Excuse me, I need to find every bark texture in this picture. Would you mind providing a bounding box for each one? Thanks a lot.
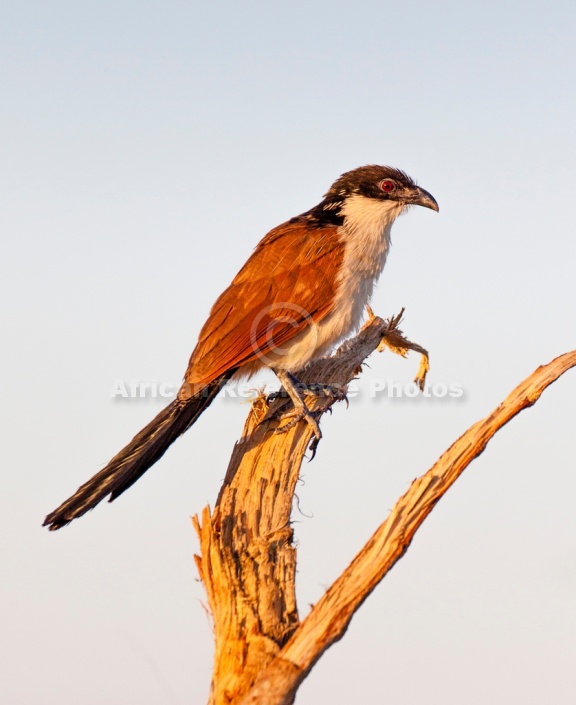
[194,312,576,705]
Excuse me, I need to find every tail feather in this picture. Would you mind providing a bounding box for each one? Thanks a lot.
[43,375,230,531]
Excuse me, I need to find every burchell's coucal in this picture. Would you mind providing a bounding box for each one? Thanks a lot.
[44,165,438,530]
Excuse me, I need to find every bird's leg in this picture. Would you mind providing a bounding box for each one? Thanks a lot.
[266,378,346,405]
[271,370,347,457]
[272,370,322,454]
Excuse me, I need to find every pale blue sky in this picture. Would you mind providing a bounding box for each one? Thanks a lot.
[2,1,575,703]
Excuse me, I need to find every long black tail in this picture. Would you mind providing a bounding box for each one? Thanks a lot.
[44,375,230,531]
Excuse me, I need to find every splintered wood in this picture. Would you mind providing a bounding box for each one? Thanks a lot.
[193,310,575,705]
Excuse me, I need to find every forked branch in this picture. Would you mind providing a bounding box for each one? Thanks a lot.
[194,311,576,705]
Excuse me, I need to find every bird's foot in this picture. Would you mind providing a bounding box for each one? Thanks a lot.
[276,403,323,458]
[267,382,347,406]
[269,371,347,459]
[303,383,348,408]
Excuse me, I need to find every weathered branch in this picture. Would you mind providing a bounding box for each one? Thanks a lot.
[194,313,415,704]
[194,312,576,705]
[240,350,576,705]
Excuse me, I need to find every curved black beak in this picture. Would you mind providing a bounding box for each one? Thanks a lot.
[411,185,439,212]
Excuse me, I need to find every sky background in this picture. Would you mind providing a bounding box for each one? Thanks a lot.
[2,1,575,703]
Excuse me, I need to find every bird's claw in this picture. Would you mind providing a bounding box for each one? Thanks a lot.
[268,373,348,460]
[303,383,348,408]
[308,434,320,460]
[275,406,322,460]
[267,382,347,409]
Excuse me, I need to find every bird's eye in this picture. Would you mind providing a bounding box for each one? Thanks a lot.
[379,179,396,193]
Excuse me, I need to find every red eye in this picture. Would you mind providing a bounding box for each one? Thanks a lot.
[380,179,396,193]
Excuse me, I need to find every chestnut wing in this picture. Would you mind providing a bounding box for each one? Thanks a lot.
[185,221,344,387]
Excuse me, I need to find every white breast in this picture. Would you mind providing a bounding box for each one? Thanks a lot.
[331,194,404,333]
[272,195,406,372]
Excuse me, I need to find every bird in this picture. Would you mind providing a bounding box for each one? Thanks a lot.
[44,165,438,530]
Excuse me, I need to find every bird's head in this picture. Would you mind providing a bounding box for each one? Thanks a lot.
[324,165,439,215]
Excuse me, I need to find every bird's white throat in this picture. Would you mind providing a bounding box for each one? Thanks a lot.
[339,194,405,274]
[335,192,405,304]
[296,194,406,367]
